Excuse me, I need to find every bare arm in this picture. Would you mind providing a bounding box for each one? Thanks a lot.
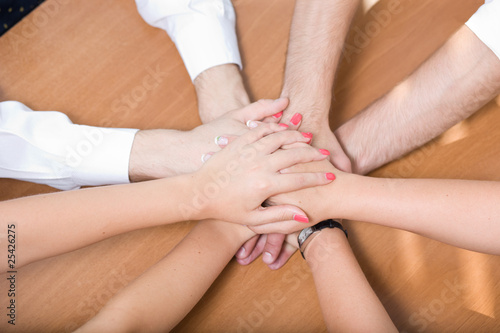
[75,220,254,333]
[336,25,500,174]
[280,0,360,172]
[0,124,332,271]
[281,0,359,123]
[260,164,500,255]
[301,228,397,332]
[334,175,500,255]
[241,0,360,269]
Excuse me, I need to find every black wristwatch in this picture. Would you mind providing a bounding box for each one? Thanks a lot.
[297,219,348,259]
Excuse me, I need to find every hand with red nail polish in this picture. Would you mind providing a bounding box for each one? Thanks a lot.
[191,123,335,227]
[129,98,290,182]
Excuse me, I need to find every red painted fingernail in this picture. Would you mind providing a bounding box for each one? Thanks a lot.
[272,111,283,119]
[279,123,289,128]
[290,113,302,126]
[293,214,309,223]
[319,149,330,156]
[326,173,336,180]
[302,132,313,139]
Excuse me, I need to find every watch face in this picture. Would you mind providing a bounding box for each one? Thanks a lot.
[298,227,314,245]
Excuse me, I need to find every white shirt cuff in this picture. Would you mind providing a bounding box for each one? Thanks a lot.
[0,101,138,190]
[466,0,500,61]
[135,0,242,81]
[70,126,138,188]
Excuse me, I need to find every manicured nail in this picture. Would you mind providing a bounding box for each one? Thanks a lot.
[290,113,302,126]
[326,173,336,181]
[215,136,228,146]
[293,214,309,223]
[201,153,213,163]
[319,149,330,156]
[272,111,283,119]
[302,132,313,141]
[263,252,273,264]
[246,120,259,129]
[279,123,289,128]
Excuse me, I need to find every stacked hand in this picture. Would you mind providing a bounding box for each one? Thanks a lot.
[129,98,292,181]
[236,103,352,269]
[191,122,336,226]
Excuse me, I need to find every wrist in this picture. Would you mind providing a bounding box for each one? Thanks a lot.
[194,64,250,123]
[196,220,256,249]
[306,170,361,223]
[129,130,202,182]
[279,94,331,127]
[304,227,349,265]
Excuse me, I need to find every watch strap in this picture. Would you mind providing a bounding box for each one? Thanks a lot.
[298,219,348,259]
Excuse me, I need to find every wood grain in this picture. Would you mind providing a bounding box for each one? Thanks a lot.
[1,0,499,332]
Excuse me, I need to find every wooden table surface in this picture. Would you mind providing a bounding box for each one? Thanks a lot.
[1,0,499,332]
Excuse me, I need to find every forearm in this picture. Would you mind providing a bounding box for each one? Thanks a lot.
[194,64,250,123]
[336,25,500,174]
[281,0,360,122]
[305,228,396,332]
[77,220,252,332]
[333,175,500,254]
[0,176,196,269]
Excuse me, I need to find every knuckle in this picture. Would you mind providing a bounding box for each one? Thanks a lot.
[253,179,272,192]
[256,99,271,107]
[294,174,307,187]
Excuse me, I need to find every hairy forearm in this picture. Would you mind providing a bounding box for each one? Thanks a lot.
[0,176,196,269]
[77,220,251,332]
[336,25,500,174]
[281,0,360,121]
[305,228,397,332]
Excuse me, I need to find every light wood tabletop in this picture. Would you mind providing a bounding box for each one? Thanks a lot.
[1,0,499,332]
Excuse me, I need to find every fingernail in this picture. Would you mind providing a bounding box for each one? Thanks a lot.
[215,136,228,146]
[263,252,273,264]
[290,113,302,126]
[301,132,313,141]
[246,120,259,129]
[293,214,309,223]
[326,172,336,181]
[236,246,246,258]
[272,111,283,119]
[201,153,213,163]
[319,149,330,156]
[279,123,289,128]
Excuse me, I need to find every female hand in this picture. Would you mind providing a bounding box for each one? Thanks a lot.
[129,98,288,181]
[189,123,336,226]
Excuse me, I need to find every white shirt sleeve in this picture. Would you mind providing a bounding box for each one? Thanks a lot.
[0,101,138,190]
[135,0,242,81]
[466,0,500,60]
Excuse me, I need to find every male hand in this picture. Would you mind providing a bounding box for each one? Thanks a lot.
[128,98,287,182]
